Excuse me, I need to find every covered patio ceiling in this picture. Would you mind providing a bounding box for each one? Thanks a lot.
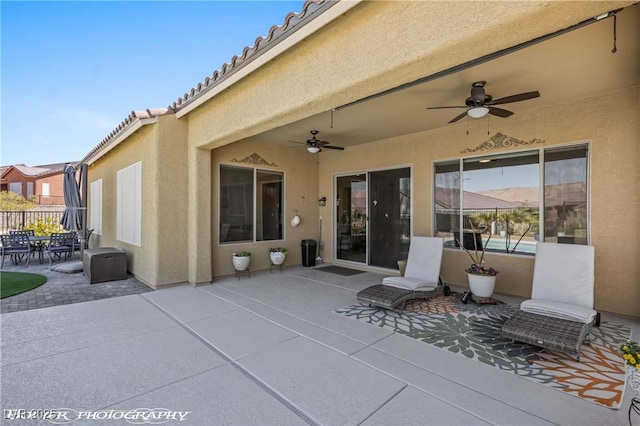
[245,5,638,150]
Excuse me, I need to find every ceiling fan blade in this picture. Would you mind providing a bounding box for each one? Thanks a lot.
[489,91,540,105]
[426,105,467,110]
[488,107,514,118]
[448,111,469,123]
[322,145,344,151]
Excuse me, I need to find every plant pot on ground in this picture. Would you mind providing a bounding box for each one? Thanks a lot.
[457,219,499,299]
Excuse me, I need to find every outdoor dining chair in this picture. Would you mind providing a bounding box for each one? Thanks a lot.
[1,233,33,269]
[45,232,76,266]
[9,230,38,258]
[73,228,94,252]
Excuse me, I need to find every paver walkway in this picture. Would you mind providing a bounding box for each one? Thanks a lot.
[1,257,152,313]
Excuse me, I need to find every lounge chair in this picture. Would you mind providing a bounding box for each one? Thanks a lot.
[357,236,448,312]
[502,242,599,360]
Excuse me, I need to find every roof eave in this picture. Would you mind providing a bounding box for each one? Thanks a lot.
[174,0,363,118]
[83,117,159,166]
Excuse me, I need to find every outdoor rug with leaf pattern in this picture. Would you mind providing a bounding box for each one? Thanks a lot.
[335,294,630,409]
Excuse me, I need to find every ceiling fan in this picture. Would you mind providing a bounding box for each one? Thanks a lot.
[427,81,540,123]
[293,130,344,153]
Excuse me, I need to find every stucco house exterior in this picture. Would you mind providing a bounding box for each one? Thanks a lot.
[80,1,639,318]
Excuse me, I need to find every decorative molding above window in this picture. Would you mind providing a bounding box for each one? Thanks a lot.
[460,132,545,154]
[230,153,277,167]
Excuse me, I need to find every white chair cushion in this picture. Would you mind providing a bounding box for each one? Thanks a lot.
[382,276,438,291]
[531,243,594,309]
[521,299,597,324]
[403,236,444,284]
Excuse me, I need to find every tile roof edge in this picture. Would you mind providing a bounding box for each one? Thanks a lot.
[168,0,334,112]
[80,108,172,165]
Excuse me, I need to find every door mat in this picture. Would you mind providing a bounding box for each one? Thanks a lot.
[315,265,364,276]
[335,294,630,409]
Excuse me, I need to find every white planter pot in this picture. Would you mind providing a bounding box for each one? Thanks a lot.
[467,273,497,298]
[232,256,250,271]
[627,365,640,397]
[270,252,286,265]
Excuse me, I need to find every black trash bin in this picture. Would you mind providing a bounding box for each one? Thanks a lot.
[301,239,317,267]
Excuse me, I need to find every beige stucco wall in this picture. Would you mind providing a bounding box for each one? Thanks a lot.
[211,139,319,277]
[87,115,188,289]
[83,1,637,318]
[319,86,639,317]
[179,1,637,316]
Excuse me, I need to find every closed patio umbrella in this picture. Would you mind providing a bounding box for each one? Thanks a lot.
[56,164,87,273]
[60,164,82,232]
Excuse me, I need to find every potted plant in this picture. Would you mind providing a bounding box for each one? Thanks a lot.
[458,219,498,298]
[269,247,287,266]
[232,251,251,272]
[618,340,640,397]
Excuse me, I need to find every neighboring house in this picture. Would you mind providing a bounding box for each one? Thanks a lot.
[80,1,639,318]
[0,162,73,205]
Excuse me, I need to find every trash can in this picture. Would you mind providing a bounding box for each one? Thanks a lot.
[301,239,317,267]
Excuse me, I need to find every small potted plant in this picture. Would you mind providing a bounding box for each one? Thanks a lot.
[619,340,640,396]
[232,251,251,272]
[458,219,498,298]
[269,247,287,266]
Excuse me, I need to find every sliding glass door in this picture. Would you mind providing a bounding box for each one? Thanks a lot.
[335,167,411,268]
[336,174,366,263]
[368,168,411,268]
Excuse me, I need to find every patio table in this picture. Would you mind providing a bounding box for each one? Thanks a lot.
[29,236,50,264]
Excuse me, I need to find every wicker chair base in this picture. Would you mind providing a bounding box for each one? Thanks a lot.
[356,284,442,312]
[502,310,588,361]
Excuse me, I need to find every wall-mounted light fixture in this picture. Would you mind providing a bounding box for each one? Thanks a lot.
[318,197,327,206]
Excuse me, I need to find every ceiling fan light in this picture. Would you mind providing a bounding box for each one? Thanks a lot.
[307,146,320,154]
[467,106,489,119]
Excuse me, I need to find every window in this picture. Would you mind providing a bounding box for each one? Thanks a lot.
[90,179,103,235]
[42,183,50,197]
[219,165,283,243]
[9,182,21,195]
[434,144,588,255]
[117,162,141,245]
[544,146,588,244]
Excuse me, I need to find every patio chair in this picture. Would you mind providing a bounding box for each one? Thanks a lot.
[45,232,76,266]
[73,228,94,251]
[356,236,448,312]
[502,242,599,360]
[9,230,37,258]
[1,233,33,269]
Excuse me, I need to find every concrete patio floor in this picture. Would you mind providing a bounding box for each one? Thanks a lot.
[1,265,638,425]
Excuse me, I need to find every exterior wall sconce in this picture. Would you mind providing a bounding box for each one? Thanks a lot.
[319,197,327,206]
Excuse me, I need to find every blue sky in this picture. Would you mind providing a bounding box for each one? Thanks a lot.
[1,1,304,166]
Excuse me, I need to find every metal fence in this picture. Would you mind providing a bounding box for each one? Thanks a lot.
[0,209,65,234]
